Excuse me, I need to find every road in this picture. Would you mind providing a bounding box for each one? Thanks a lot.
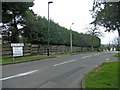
[1,51,118,88]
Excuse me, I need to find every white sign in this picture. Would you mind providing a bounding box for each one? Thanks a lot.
[11,43,24,57]
[11,43,24,47]
[13,47,23,57]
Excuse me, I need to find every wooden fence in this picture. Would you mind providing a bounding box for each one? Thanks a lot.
[2,44,98,58]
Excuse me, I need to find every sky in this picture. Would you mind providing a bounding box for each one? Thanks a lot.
[31,0,118,45]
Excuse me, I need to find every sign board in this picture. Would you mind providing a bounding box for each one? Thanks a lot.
[11,43,24,57]
[12,47,23,57]
[11,43,24,47]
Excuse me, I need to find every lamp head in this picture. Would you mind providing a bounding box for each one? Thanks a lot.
[48,1,53,4]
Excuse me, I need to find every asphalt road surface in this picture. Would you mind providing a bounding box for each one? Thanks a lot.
[1,51,118,88]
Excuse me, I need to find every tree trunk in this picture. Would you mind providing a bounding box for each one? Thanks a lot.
[14,16,18,30]
[12,14,19,43]
[91,45,94,52]
[91,36,94,52]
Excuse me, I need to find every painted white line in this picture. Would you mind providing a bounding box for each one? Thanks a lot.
[0,70,38,81]
[81,55,92,59]
[94,53,100,56]
[106,58,110,61]
[53,59,77,67]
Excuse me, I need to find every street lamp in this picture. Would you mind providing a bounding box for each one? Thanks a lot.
[70,23,74,53]
[47,1,53,56]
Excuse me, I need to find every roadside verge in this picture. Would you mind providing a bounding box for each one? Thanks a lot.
[84,56,119,88]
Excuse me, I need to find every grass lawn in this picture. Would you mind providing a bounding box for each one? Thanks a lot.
[85,62,119,88]
[1,55,52,64]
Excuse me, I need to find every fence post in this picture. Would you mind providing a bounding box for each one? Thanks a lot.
[38,44,40,55]
[30,43,32,55]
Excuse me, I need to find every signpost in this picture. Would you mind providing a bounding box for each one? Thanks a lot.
[11,43,24,62]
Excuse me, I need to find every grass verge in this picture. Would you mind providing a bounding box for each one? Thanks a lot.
[85,62,119,88]
[114,53,120,57]
[1,55,52,64]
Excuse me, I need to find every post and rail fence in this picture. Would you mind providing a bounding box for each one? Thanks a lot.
[2,43,98,59]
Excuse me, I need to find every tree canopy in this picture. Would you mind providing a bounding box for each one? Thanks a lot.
[90,1,120,36]
[2,2,34,42]
[2,2,101,48]
[22,14,101,47]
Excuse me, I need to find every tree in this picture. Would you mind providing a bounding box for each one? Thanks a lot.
[90,1,120,37]
[86,25,103,37]
[23,14,100,47]
[23,10,38,44]
[2,2,101,47]
[86,24,102,51]
[111,37,120,51]
[2,2,34,43]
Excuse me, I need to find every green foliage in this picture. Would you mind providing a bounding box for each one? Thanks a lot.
[23,13,100,47]
[2,3,101,47]
[23,10,39,43]
[91,1,120,36]
[2,2,34,43]
[107,47,110,51]
[97,48,101,52]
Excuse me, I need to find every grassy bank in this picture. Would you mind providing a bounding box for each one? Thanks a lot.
[85,62,119,88]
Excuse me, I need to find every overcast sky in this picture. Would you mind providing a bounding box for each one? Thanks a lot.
[31,0,118,45]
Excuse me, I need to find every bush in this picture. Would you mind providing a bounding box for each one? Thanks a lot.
[97,48,101,52]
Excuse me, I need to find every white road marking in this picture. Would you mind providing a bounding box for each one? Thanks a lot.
[53,59,77,67]
[0,70,38,81]
[81,55,92,59]
[106,58,110,61]
[54,53,101,66]
[94,53,100,56]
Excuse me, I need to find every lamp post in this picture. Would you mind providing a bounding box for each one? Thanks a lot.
[47,1,53,56]
[70,23,74,53]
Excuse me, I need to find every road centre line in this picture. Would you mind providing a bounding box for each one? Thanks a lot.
[2,54,101,81]
[94,53,100,56]
[53,59,77,67]
[0,70,38,81]
[53,54,99,67]
[106,58,110,62]
[106,58,110,61]
[81,55,92,59]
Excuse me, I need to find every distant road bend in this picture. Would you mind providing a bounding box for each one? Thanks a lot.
[2,51,118,88]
